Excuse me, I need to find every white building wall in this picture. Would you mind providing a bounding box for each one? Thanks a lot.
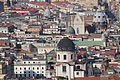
[14,60,47,78]
[56,64,74,80]
[70,66,74,79]
[37,47,54,54]
[75,64,86,70]
[56,51,75,62]
[0,27,8,33]
[46,70,56,78]
[74,71,84,77]
[93,63,102,69]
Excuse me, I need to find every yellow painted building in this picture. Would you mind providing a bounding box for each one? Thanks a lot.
[27,28,41,32]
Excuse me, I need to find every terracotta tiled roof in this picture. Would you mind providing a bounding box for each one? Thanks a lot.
[84,16,93,20]
[14,9,37,12]
[51,1,71,8]
[14,49,32,54]
[0,42,6,46]
[75,76,120,80]
[27,37,39,39]
[0,33,9,37]
[0,58,9,61]
[23,79,39,80]
[75,77,101,80]
[109,62,120,66]
[78,50,116,56]
[0,41,9,47]
[27,1,51,7]
[0,24,14,27]
[29,56,44,59]
[94,50,116,56]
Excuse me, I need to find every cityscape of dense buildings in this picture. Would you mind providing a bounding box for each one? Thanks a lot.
[0,0,120,80]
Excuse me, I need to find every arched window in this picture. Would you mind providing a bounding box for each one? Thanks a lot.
[71,54,73,59]
[77,28,79,34]
[58,54,60,60]
[63,55,66,60]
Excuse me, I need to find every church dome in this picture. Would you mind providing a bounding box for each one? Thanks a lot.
[57,37,75,51]
[65,26,75,35]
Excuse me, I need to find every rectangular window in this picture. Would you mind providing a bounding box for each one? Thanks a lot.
[62,66,66,72]
[50,66,54,69]
[24,74,26,77]
[64,55,66,60]
[77,66,80,69]
[50,72,52,75]
[76,72,79,75]
[16,74,18,77]
[29,74,31,77]
[20,74,22,77]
